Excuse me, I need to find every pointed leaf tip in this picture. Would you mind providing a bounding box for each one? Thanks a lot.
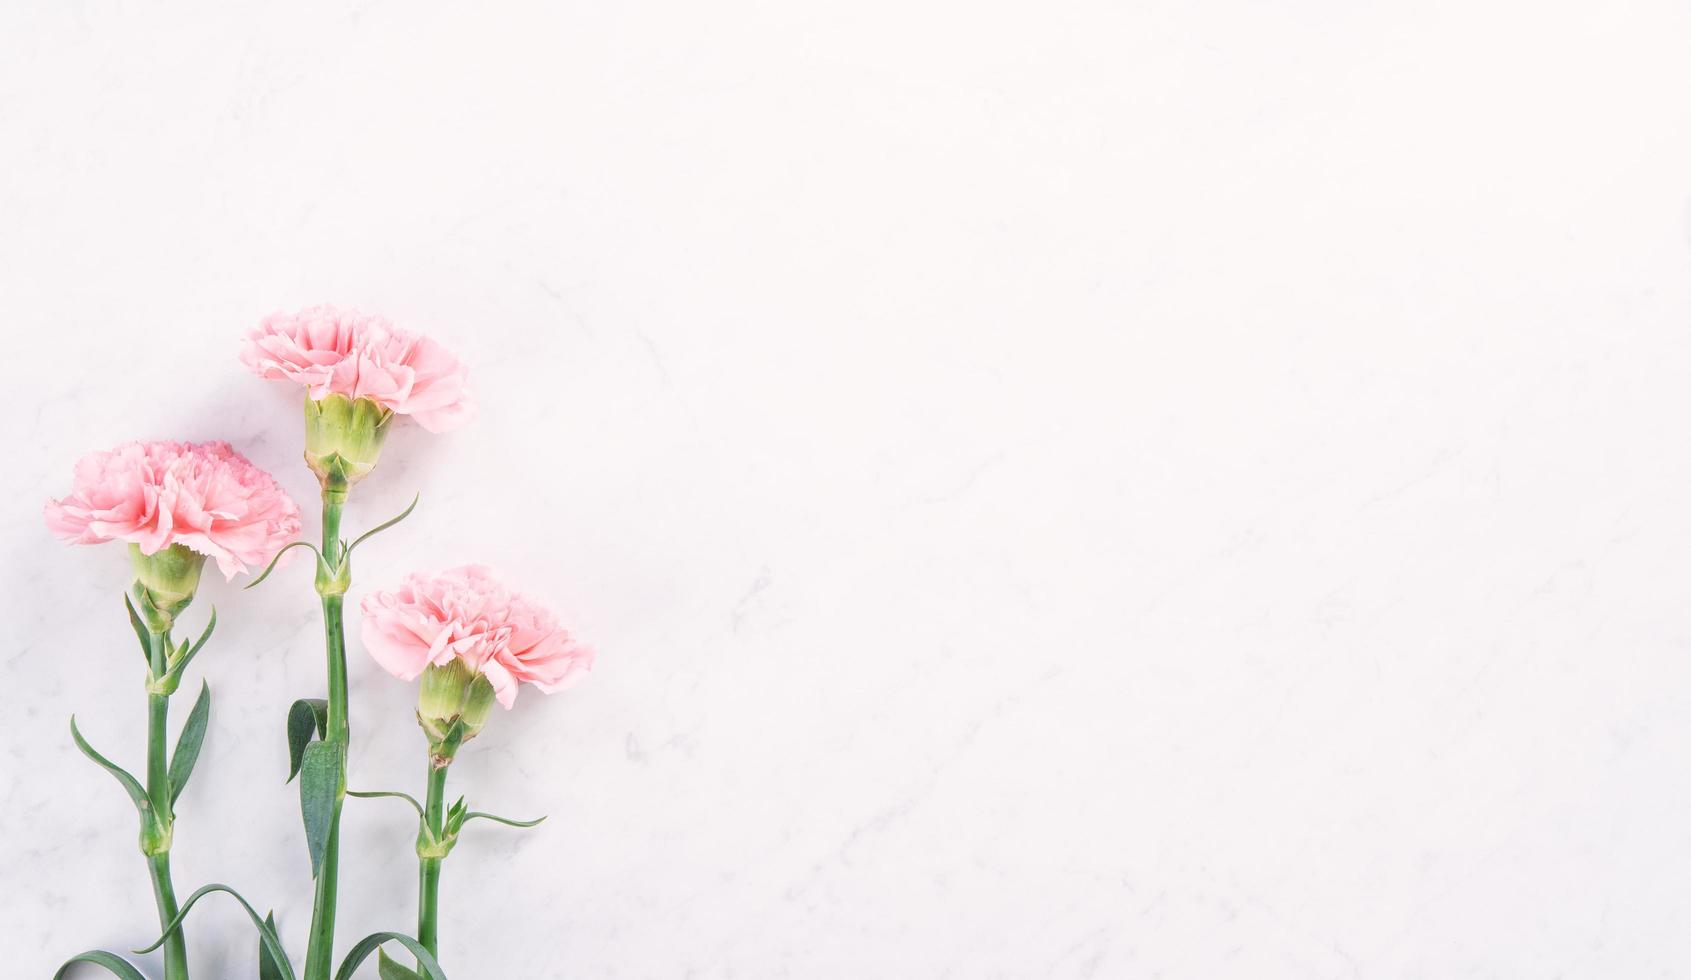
[168,681,211,805]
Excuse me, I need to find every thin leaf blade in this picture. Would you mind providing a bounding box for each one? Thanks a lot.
[244,539,324,590]
[346,493,421,555]
[347,788,426,819]
[464,811,547,829]
[299,740,341,877]
[122,594,151,664]
[167,606,217,680]
[169,681,212,805]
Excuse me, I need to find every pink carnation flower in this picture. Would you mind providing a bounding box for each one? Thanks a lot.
[45,441,303,579]
[240,304,474,432]
[361,565,593,708]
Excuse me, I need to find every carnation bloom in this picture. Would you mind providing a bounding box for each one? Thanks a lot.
[44,441,303,580]
[361,565,593,708]
[240,304,474,433]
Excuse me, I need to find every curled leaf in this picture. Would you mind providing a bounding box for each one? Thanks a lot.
[70,716,149,814]
[133,882,296,980]
[286,698,328,782]
[346,493,420,556]
[245,540,326,590]
[347,788,426,819]
[54,950,148,979]
[334,932,447,980]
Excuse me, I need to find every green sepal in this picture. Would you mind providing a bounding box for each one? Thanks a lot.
[169,681,212,805]
[424,717,469,767]
[333,933,447,980]
[346,492,420,556]
[377,948,425,980]
[299,740,342,877]
[260,911,288,980]
[286,698,329,782]
[69,716,149,815]
[134,882,296,980]
[129,577,178,633]
[53,949,149,980]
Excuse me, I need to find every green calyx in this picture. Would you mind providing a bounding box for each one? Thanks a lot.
[303,393,393,489]
[129,543,206,629]
[417,660,497,765]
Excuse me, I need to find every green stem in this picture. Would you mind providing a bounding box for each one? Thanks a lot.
[304,487,349,980]
[145,628,189,980]
[418,764,448,965]
[146,852,188,980]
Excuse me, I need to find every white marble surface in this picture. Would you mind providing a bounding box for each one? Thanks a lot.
[5,2,1691,977]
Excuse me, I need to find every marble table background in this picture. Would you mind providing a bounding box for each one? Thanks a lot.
[5,2,1691,977]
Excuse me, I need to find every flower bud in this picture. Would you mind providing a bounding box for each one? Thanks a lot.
[129,542,205,628]
[303,393,393,490]
[417,658,497,765]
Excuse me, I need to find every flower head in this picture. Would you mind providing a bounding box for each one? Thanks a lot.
[241,305,474,433]
[44,441,303,581]
[361,564,593,711]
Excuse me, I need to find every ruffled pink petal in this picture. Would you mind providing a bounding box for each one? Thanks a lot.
[243,305,471,431]
[359,565,591,707]
[44,441,301,578]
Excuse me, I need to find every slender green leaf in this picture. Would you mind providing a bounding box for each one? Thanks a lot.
[261,911,287,980]
[300,740,341,877]
[167,607,217,680]
[334,933,448,980]
[244,540,325,590]
[346,493,420,556]
[122,594,151,664]
[169,681,212,805]
[347,788,426,819]
[286,698,328,782]
[69,717,149,814]
[53,950,148,980]
[377,948,425,980]
[464,810,547,829]
[134,883,296,980]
